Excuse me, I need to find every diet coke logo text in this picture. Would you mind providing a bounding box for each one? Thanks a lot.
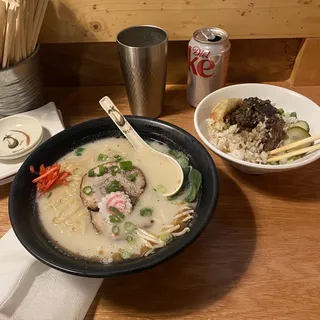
[188,45,215,78]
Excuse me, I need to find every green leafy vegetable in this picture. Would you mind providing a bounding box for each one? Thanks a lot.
[185,167,202,202]
[140,208,153,217]
[127,173,137,182]
[124,221,135,232]
[290,112,297,117]
[169,150,189,168]
[114,155,122,162]
[106,180,123,193]
[97,153,108,161]
[119,161,133,171]
[155,184,167,194]
[112,225,120,235]
[88,169,95,177]
[109,206,125,219]
[110,166,120,176]
[278,108,284,115]
[82,186,93,196]
[97,165,105,176]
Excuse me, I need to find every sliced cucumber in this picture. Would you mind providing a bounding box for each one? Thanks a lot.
[283,127,311,150]
[292,120,310,132]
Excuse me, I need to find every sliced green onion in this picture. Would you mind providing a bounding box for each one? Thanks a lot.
[140,208,153,217]
[112,225,120,235]
[159,232,173,243]
[109,206,125,219]
[97,165,105,176]
[82,186,93,195]
[119,161,133,171]
[114,155,122,162]
[155,184,167,194]
[97,153,108,161]
[75,147,84,156]
[120,250,131,259]
[290,112,297,117]
[110,166,120,176]
[109,215,121,223]
[88,169,95,177]
[126,235,136,244]
[47,191,52,198]
[106,180,123,193]
[127,173,137,182]
[124,221,135,232]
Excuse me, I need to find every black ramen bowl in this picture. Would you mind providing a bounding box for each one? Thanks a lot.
[9,117,219,278]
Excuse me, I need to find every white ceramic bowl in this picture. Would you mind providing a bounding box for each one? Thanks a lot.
[0,115,43,160]
[194,83,320,174]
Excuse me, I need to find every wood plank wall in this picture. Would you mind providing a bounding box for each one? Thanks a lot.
[41,0,320,42]
[38,0,320,86]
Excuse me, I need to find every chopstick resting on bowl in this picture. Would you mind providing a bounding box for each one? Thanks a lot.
[268,134,320,162]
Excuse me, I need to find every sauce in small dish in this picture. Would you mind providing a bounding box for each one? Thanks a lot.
[0,115,43,160]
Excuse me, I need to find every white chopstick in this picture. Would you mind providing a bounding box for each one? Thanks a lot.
[268,143,320,163]
[269,134,320,155]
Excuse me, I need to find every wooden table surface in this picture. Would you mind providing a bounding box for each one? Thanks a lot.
[1,84,320,320]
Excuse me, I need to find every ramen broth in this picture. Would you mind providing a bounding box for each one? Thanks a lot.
[37,138,196,263]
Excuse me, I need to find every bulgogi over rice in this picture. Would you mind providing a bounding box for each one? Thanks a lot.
[207,97,311,164]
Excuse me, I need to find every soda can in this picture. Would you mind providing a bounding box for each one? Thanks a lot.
[187,27,231,107]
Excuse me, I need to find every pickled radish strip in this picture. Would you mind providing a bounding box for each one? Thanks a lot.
[30,164,72,195]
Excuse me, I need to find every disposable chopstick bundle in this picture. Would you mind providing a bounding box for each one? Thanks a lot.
[2,1,18,68]
[0,0,49,69]
[0,1,6,64]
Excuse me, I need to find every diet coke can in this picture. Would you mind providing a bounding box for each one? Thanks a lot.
[187,27,231,107]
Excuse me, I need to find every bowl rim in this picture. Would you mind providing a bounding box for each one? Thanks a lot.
[0,114,43,159]
[194,83,320,170]
[9,116,219,277]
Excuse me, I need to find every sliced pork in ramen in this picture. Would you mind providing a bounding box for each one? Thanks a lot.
[80,161,146,211]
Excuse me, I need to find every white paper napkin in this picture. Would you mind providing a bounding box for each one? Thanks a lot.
[0,103,103,319]
[0,102,65,184]
[0,228,103,320]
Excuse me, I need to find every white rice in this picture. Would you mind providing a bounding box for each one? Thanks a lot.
[206,116,297,164]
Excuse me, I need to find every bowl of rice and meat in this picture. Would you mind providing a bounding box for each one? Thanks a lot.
[194,83,320,174]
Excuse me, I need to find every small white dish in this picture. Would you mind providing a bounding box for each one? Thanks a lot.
[0,115,43,160]
[194,83,320,174]
[0,103,64,183]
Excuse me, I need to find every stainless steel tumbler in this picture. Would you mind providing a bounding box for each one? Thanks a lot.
[0,45,43,117]
[117,25,168,118]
